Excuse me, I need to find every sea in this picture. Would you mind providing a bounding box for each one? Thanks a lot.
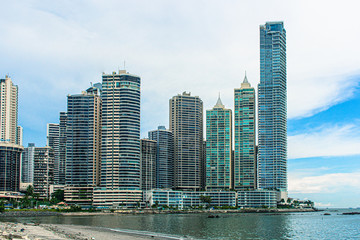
[2,208,360,239]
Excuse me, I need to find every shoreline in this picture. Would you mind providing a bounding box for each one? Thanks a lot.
[0,222,180,240]
[0,208,316,218]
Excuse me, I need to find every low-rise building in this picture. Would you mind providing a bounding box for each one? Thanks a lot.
[183,191,237,208]
[92,188,143,209]
[237,190,277,208]
[64,186,93,207]
[146,189,183,209]
[146,189,237,209]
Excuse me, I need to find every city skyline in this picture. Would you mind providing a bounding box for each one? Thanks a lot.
[1,1,359,207]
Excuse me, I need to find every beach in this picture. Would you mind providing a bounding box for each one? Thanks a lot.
[0,222,177,240]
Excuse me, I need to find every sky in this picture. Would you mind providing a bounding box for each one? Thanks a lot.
[1,0,359,208]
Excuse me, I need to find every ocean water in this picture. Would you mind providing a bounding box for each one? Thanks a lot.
[3,209,360,239]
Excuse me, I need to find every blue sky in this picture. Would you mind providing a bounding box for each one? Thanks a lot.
[1,0,360,207]
[288,85,360,207]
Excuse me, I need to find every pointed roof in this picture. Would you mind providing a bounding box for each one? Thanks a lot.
[243,71,249,83]
[214,93,225,109]
[241,71,251,89]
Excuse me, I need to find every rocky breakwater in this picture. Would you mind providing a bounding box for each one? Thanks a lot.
[0,210,61,218]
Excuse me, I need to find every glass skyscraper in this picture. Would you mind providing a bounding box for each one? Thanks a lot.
[101,70,141,189]
[148,126,174,189]
[0,142,23,192]
[205,96,232,190]
[55,112,67,185]
[258,22,287,192]
[234,75,256,190]
[21,143,36,183]
[65,85,101,187]
[140,139,157,191]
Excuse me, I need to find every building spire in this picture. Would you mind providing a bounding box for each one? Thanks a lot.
[214,93,225,108]
[243,71,249,83]
[241,71,251,89]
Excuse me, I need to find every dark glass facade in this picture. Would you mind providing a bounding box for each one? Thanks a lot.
[140,139,157,191]
[0,143,23,191]
[148,126,174,189]
[66,88,101,186]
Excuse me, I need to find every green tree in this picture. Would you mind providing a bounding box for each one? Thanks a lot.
[0,200,5,212]
[152,201,159,208]
[25,185,34,197]
[199,195,212,209]
[51,190,64,203]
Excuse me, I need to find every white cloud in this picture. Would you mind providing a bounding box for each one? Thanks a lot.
[0,1,360,144]
[289,171,360,194]
[288,123,360,159]
[314,202,333,208]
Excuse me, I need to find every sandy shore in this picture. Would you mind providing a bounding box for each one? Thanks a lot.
[0,222,181,240]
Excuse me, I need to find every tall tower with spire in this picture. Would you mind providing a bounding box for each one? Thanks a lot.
[205,95,232,190]
[234,73,256,190]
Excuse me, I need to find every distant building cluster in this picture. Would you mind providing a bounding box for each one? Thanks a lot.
[0,22,287,208]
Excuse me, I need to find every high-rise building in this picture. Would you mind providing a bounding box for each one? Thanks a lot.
[0,142,23,191]
[148,126,174,189]
[140,139,157,191]
[47,123,59,178]
[65,85,101,186]
[54,112,67,185]
[33,146,54,199]
[258,22,287,192]
[234,75,256,190]
[0,76,19,144]
[21,143,36,183]
[101,70,141,189]
[202,140,207,190]
[170,92,203,191]
[206,96,232,190]
[17,126,23,146]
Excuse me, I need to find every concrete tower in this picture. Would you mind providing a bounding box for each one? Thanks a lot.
[0,76,19,144]
[170,92,203,190]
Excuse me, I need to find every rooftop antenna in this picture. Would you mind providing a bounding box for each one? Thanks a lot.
[124,60,126,70]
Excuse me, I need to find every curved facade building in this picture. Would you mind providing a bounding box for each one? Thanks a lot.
[101,70,141,189]
[0,142,23,191]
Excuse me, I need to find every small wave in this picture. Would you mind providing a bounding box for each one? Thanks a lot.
[108,227,191,239]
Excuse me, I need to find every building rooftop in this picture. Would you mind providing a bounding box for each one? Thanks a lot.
[213,94,225,109]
